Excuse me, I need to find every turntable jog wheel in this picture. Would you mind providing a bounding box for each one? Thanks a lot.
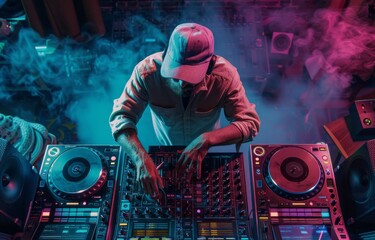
[263,146,325,200]
[250,144,349,240]
[47,147,108,200]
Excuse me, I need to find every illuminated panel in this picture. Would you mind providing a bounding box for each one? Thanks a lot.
[50,208,100,223]
[275,225,332,240]
[37,223,91,240]
[197,222,235,236]
[131,222,170,237]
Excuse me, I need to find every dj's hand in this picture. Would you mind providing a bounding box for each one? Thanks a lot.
[136,157,164,198]
[176,134,209,181]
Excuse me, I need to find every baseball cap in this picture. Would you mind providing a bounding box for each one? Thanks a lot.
[161,23,214,84]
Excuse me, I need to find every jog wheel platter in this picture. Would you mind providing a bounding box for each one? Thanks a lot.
[23,145,123,240]
[250,144,349,240]
[46,147,108,200]
[263,146,325,200]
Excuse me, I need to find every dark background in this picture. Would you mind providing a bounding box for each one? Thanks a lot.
[0,0,374,150]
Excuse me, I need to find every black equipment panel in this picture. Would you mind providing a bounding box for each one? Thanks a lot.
[23,144,123,240]
[113,146,252,240]
[250,144,349,240]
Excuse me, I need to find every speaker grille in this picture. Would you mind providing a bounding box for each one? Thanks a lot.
[0,139,39,234]
[368,139,375,172]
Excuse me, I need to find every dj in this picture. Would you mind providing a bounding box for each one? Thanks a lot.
[109,23,260,198]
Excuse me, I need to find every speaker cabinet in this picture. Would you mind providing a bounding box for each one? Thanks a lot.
[0,139,39,234]
[335,139,375,230]
[270,32,294,55]
[348,99,375,139]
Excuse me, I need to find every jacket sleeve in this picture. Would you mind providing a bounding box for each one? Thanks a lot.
[109,65,149,140]
[223,70,261,142]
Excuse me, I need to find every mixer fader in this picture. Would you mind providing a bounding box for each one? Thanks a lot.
[113,146,252,240]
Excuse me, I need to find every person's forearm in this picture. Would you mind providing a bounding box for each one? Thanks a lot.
[176,124,244,178]
[116,128,149,166]
[203,124,243,147]
[117,128,163,197]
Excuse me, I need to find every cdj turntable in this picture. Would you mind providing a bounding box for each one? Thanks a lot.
[113,146,252,240]
[250,144,349,240]
[23,144,123,240]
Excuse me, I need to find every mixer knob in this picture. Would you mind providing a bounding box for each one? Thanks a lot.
[240,228,248,235]
[225,199,232,206]
[214,192,220,198]
[134,207,140,215]
[224,192,231,199]
[127,171,134,178]
[125,193,132,200]
[184,210,192,216]
[126,178,133,185]
[214,208,221,215]
[237,191,243,200]
[145,207,152,215]
[103,207,110,214]
[203,177,209,184]
[213,171,219,178]
[157,208,164,216]
[168,207,173,215]
[122,212,129,219]
[36,190,44,197]
[101,214,108,224]
[128,161,135,169]
[234,170,240,178]
[223,208,231,216]
[335,215,342,225]
[202,192,208,199]
[239,210,246,216]
[233,161,240,170]
[205,208,211,215]
[223,177,230,185]
[33,200,40,207]
[237,183,242,191]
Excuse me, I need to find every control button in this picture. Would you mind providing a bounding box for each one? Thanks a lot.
[335,215,342,225]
